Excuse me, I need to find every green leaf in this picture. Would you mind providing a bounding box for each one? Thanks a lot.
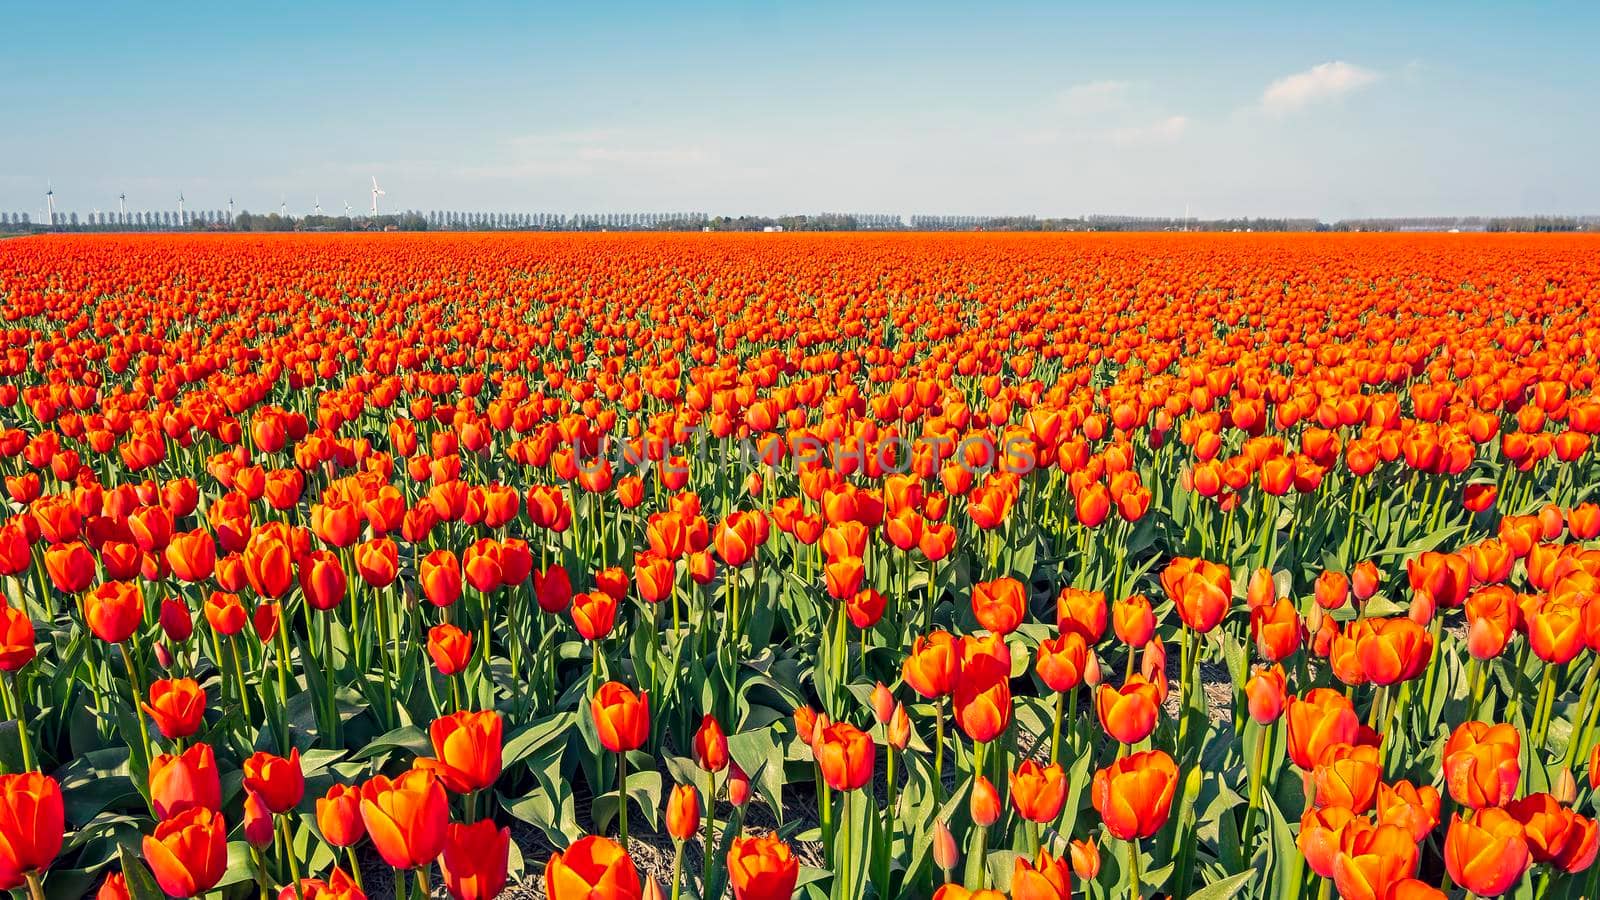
[1185,869,1257,900]
[117,844,166,900]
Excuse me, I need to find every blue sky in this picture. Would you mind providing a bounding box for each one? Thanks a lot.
[3,1,1597,219]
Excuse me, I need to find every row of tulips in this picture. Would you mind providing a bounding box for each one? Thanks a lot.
[1,233,1599,899]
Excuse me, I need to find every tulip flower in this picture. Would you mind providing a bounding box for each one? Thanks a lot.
[440,820,510,900]
[243,747,304,814]
[317,783,366,849]
[545,835,642,900]
[953,652,1011,744]
[142,807,227,899]
[418,710,503,794]
[1444,721,1521,810]
[0,772,64,894]
[1285,688,1359,770]
[142,677,206,740]
[359,769,449,875]
[1011,850,1072,900]
[1444,809,1530,897]
[727,834,799,900]
[1333,822,1421,900]
[1096,675,1161,744]
[592,681,649,849]
[148,744,221,820]
[427,623,473,677]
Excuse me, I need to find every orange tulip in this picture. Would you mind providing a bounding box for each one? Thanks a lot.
[1332,821,1421,900]
[359,769,449,870]
[952,654,1011,744]
[1011,849,1072,900]
[84,580,144,644]
[0,772,64,888]
[1111,594,1155,646]
[1355,617,1433,685]
[969,775,1001,827]
[440,820,511,900]
[0,605,35,672]
[1506,793,1600,872]
[814,720,874,792]
[1375,780,1441,842]
[1312,743,1382,812]
[142,677,207,739]
[1285,688,1359,769]
[572,590,619,641]
[972,576,1026,635]
[427,623,473,676]
[1250,597,1302,662]
[591,681,650,753]
[1056,587,1107,643]
[1096,675,1161,744]
[1035,632,1088,692]
[141,807,228,898]
[420,550,463,608]
[1444,721,1521,810]
[1161,557,1231,633]
[148,744,221,821]
[545,834,642,900]
[1092,749,1179,840]
[1298,805,1360,878]
[418,710,503,793]
[902,631,961,699]
[1245,664,1287,724]
[1443,809,1530,897]
[666,784,700,841]
[726,834,799,900]
[1009,760,1067,823]
[316,784,366,848]
[243,748,304,814]
[693,714,730,773]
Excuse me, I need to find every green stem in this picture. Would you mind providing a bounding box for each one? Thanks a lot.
[1127,838,1141,900]
[617,750,629,851]
[7,673,36,772]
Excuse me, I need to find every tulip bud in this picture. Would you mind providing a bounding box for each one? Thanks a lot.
[1553,767,1578,805]
[1083,651,1103,688]
[1245,665,1287,724]
[1351,561,1379,600]
[643,877,667,900]
[871,682,895,725]
[727,762,751,807]
[793,706,819,748]
[694,714,730,773]
[887,703,911,750]
[932,820,959,872]
[1591,744,1600,791]
[1247,567,1275,610]
[1409,592,1436,626]
[242,789,275,849]
[1070,838,1100,880]
[666,784,700,841]
[970,776,1001,827]
[153,642,173,669]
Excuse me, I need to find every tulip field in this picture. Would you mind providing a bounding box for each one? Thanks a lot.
[5,232,1600,900]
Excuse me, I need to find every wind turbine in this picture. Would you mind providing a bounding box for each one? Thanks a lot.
[118,193,127,216]
[227,197,235,220]
[45,180,56,227]
[313,196,323,216]
[344,201,353,218]
[370,177,385,216]
[177,192,186,220]
[279,195,288,217]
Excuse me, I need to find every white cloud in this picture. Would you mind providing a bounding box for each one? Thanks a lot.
[1108,115,1189,145]
[1261,61,1379,114]
[1055,80,1130,115]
